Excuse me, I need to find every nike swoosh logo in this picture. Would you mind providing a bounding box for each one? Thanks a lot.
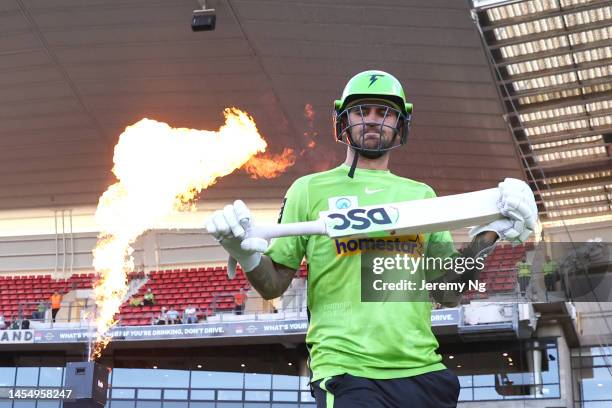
[365,188,384,194]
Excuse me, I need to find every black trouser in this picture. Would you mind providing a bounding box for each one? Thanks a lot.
[312,369,460,408]
[51,308,59,322]
[544,274,555,292]
[518,276,530,295]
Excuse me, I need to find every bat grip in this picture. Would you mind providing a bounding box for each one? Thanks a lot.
[226,220,327,280]
[246,220,327,240]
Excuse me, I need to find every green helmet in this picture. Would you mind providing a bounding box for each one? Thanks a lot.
[333,70,413,157]
[334,70,413,116]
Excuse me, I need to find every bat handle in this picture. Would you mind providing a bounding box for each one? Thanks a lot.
[226,220,327,279]
[246,220,327,240]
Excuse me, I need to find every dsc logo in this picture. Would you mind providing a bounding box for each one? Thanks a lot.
[328,207,397,231]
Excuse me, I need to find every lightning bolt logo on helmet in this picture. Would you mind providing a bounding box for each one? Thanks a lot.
[368,74,384,87]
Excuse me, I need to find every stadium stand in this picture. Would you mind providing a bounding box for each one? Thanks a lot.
[0,246,531,324]
[116,267,248,325]
[0,273,95,320]
[117,264,310,325]
[462,242,535,302]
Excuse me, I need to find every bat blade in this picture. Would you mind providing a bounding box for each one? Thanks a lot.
[228,187,503,278]
[322,188,502,238]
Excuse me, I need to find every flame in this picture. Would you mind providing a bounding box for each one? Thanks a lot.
[304,103,315,122]
[90,108,270,360]
[244,148,296,179]
[301,103,318,156]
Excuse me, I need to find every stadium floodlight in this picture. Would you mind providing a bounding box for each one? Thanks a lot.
[472,0,524,12]
[545,194,608,208]
[525,119,589,137]
[519,104,585,122]
[546,170,612,185]
[564,6,612,28]
[586,100,612,113]
[191,0,216,32]
[570,26,612,45]
[494,16,565,40]
[587,99,612,111]
[512,72,577,91]
[578,64,612,81]
[486,0,558,21]
[583,82,612,94]
[500,36,568,58]
[591,115,612,127]
[531,135,603,150]
[574,46,612,63]
[541,185,604,197]
[550,205,610,218]
[507,54,574,75]
[518,88,581,104]
[535,146,607,162]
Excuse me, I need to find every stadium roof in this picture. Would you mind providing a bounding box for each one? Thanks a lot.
[0,0,524,210]
[4,0,609,228]
[471,0,612,226]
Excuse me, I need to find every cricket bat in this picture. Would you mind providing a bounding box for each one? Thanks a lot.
[226,187,503,279]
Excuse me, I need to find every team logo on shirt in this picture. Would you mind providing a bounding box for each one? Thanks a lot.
[328,196,358,211]
[335,198,352,209]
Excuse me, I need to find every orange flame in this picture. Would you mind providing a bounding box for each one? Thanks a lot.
[304,103,315,122]
[90,108,271,360]
[301,103,318,155]
[244,148,296,179]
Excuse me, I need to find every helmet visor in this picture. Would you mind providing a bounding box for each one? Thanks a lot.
[337,103,405,154]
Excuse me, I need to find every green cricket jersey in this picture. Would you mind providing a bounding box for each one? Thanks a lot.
[266,164,459,381]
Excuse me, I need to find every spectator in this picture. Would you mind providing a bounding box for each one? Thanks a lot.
[129,297,143,307]
[234,288,247,315]
[32,301,47,320]
[10,317,20,330]
[20,317,30,330]
[515,256,532,297]
[167,307,180,325]
[183,305,198,324]
[0,313,5,330]
[154,307,167,325]
[143,288,155,306]
[50,291,62,322]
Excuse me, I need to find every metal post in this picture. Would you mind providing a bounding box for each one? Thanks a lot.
[54,210,59,275]
[62,210,67,275]
[70,209,74,274]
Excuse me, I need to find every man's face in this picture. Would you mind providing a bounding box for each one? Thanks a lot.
[345,99,401,151]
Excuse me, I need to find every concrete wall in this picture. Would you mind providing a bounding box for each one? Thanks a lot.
[575,302,612,345]
[0,229,224,275]
[0,199,283,275]
[544,220,612,243]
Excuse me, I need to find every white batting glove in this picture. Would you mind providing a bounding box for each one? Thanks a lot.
[470,178,538,243]
[206,200,268,273]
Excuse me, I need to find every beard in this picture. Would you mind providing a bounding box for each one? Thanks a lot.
[349,129,397,158]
